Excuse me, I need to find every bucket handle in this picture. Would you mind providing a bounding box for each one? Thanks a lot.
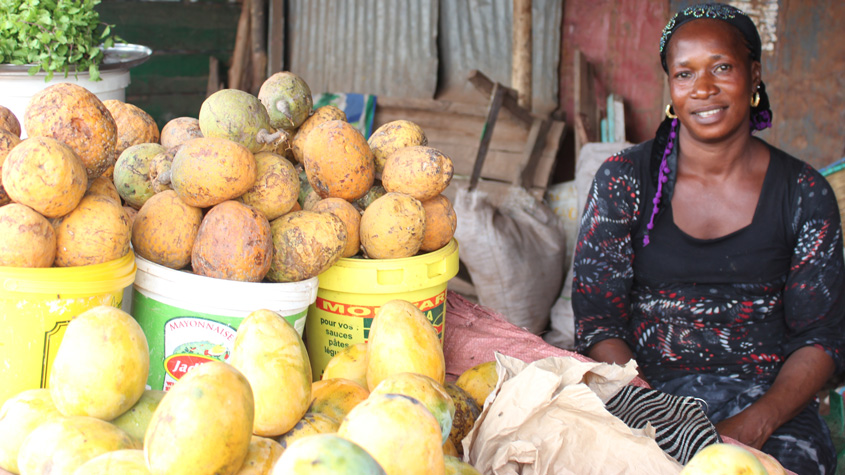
[374,260,447,286]
[427,259,447,279]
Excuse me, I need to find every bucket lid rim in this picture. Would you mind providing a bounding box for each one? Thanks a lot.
[0,252,136,294]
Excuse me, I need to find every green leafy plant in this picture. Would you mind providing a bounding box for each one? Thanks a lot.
[0,0,123,81]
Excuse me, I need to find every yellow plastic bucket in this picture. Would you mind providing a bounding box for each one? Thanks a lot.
[0,251,137,407]
[306,239,459,380]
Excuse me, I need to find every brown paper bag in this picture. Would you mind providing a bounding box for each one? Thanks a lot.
[464,353,683,475]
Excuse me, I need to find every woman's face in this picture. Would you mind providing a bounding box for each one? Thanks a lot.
[666,19,761,144]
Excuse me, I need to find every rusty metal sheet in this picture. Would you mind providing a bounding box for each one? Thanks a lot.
[287,0,439,98]
[764,0,844,168]
[438,0,563,114]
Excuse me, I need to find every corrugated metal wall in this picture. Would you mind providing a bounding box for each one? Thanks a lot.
[286,0,562,113]
[439,0,563,113]
[287,0,439,98]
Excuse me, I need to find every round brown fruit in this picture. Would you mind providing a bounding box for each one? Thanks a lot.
[132,190,203,269]
[382,146,454,202]
[102,99,160,157]
[311,197,361,258]
[267,210,346,282]
[192,201,273,282]
[24,82,117,180]
[360,192,425,259]
[0,203,56,267]
[420,194,457,252]
[291,105,346,163]
[301,120,374,202]
[2,136,87,218]
[160,117,203,149]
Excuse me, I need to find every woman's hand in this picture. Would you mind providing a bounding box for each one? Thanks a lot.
[716,345,834,448]
[715,400,780,449]
[587,338,648,383]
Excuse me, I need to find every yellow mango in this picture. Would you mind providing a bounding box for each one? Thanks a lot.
[230,309,312,436]
[235,436,285,475]
[73,449,150,475]
[17,416,138,474]
[322,342,368,388]
[0,389,63,473]
[272,434,385,474]
[338,393,445,475]
[111,390,166,447]
[443,439,459,457]
[680,443,767,475]
[444,383,481,457]
[50,306,149,420]
[309,378,369,423]
[366,299,445,390]
[144,361,254,475]
[370,372,455,445]
[444,455,483,475]
[455,360,498,409]
[277,412,340,450]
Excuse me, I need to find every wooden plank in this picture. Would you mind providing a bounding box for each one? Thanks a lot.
[470,84,506,191]
[511,0,532,110]
[229,0,252,90]
[207,56,222,97]
[516,118,550,188]
[267,0,285,74]
[374,96,487,117]
[249,0,268,94]
[467,70,534,127]
[573,49,599,154]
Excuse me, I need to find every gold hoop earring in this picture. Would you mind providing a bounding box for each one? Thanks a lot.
[750,91,760,108]
[665,104,678,119]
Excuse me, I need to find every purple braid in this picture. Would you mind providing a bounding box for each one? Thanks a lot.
[643,118,679,246]
[751,109,772,132]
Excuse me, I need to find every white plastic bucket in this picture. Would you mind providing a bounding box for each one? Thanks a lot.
[0,69,131,138]
[131,256,318,391]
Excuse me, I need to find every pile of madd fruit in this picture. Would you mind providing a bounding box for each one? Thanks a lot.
[0,302,497,474]
[0,71,457,282]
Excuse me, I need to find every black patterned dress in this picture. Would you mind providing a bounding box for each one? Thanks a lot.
[571,139,845,474]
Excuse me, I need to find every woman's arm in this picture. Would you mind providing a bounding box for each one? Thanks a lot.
[715,345,834,448]
[587,338,648,383]
[719,164,845,448]
[572,153,641,358]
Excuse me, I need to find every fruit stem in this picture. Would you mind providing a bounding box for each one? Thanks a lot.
[257,128,284,144]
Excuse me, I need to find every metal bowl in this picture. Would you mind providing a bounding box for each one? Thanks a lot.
[0,43,152,73]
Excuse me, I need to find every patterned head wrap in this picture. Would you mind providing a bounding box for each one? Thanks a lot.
[643,3,772,246]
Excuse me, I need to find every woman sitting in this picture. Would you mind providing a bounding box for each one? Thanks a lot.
[571,4,845,474]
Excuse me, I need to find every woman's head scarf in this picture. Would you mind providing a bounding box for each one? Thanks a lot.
[643,3,772,246]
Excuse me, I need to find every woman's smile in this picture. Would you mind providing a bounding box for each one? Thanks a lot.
[692,105,727,121]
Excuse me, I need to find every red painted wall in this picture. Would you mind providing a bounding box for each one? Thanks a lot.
[559,0,670,146]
